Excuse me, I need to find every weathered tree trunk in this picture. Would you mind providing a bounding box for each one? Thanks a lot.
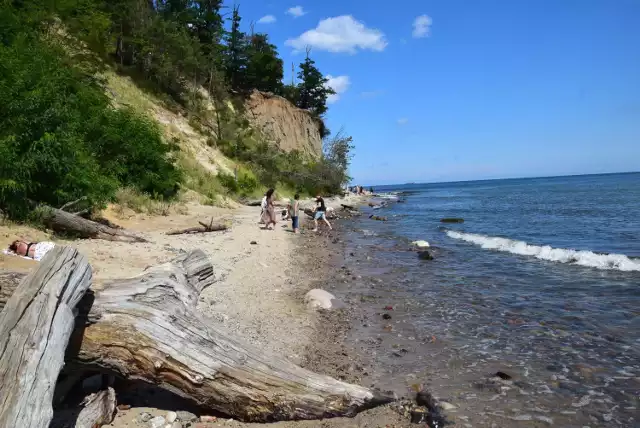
[0,247,92,428]
[73,250,391,422]
[41,206,148,243]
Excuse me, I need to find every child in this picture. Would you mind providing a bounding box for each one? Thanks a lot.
[288,193,300,234]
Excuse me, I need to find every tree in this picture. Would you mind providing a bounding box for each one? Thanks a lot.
[296,49,334,116]
[244,33,283,93]
[223,5,248,90]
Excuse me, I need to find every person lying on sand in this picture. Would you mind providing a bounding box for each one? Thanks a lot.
[6,240,56,261]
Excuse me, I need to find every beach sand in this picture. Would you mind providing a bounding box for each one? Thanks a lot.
[0,196,408,427]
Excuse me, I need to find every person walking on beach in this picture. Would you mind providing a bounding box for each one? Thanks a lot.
[313,194,332,232]
[261,188,277,230]
[288,193,300,234]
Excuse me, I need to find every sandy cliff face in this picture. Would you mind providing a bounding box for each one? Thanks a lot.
[244,91,322,158]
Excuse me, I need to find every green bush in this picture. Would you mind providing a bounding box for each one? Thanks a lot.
[0,15,180,220]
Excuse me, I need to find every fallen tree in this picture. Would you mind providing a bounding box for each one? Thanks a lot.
[71,250,391,421]
[0,247,92,428]
[39,206,148,242]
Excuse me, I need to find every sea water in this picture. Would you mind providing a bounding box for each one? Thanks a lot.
[341,172,639,427]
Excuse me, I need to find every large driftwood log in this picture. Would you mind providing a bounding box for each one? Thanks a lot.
[0,247,92,428]
[73,250,391,422]
[41,206,148,243]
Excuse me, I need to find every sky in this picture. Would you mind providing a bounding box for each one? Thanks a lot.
[235,0,640,185]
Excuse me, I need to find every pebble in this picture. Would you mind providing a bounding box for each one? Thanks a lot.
[148,416,166,428]
[440,401,457,411]
[138,412,152,423]
[165,411,177,423]
[200,415,217,422]
[169,423,182,428]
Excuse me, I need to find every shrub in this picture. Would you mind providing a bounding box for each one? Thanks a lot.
[0,16,181,220]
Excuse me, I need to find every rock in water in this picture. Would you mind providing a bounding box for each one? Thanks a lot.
[418,251,434,260]
[440,218,464,223]
[304,289,339,310]
[411,240,430,248]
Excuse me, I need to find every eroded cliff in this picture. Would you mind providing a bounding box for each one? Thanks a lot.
[244,91,323,158]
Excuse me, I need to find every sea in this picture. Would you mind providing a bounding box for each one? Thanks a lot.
[337,172,639,427]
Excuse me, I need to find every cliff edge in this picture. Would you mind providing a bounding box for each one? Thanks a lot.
[245,91,323,158]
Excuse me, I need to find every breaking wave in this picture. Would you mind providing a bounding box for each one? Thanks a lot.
[446,231,640,272]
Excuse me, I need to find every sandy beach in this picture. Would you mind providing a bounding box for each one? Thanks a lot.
[0,196,410,428]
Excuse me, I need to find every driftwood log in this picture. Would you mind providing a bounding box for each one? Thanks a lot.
[0,247,92,428]
[41,206,148,242]
[167,219,228,235]
[71,250,391,421]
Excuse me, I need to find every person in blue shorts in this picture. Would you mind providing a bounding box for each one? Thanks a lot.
[312,195,332,232]
[288,193,300,234]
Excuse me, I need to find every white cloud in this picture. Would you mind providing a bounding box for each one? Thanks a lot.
[325,75,351,104]
[286,6,306,18]
[257,15,276,24]
[412,15,432,38]
[285,15,387,54]
[397,118,409,125]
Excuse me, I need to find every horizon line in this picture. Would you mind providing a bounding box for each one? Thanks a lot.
[359,170,640,188]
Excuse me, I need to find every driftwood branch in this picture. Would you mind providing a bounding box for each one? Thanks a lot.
[75,388,117,428]
[40,206,148,243]
[51,387,116,428]
[70,250,391,421]
[167,219,227,235]
[59,197,88,212]
[0,247,92,428]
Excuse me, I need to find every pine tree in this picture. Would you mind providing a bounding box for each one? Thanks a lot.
[296,49,334,116]
[244,33,283,93]
[223,5,248,91]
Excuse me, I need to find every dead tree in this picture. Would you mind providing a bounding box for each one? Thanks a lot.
[71,250,391,422]
[0,247,92,428]
[40,206,148,242]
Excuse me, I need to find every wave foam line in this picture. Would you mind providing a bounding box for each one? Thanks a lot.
[446,231,640,272]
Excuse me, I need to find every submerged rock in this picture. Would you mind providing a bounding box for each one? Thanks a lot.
[440,218,464,223]
[418,251,434,260]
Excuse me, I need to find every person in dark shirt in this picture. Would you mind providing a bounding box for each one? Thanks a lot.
[313,195,332,232]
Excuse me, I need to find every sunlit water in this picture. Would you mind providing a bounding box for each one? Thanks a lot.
[337,173,640,427]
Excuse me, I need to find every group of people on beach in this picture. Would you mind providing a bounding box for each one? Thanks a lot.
[259,189,332,233]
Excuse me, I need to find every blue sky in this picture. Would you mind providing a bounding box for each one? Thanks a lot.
[235,0,640,185]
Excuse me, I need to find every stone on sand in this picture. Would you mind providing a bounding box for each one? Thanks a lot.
[304,289,342,310]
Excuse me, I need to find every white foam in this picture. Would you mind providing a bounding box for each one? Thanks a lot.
[446,231,640,272]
